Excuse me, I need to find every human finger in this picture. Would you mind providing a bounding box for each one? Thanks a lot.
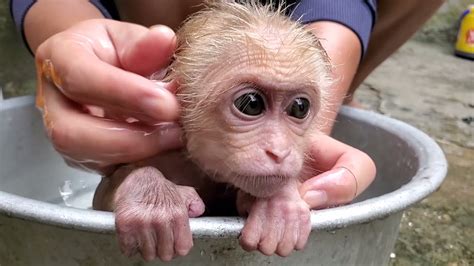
[301,167,359,208]
[39,79,182,168]
[117,25,176,77]
[42,43,179,122]
[301,135,376,209]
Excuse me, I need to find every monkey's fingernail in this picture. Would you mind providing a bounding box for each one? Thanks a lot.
[303,190,327,209]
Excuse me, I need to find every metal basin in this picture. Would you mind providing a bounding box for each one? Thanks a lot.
[0,96,447,265]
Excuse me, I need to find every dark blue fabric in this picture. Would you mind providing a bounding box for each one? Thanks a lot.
[10,0,376,58]
[289,0,377,57]
[9,0,118,54]
[10,0,35,33]
[9,0,118,31]
[89,0,119,20]
[88,0,378,58]
[10,0,36,54]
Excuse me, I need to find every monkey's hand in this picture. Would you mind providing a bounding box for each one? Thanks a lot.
[237,185,311,257]
[113,166,205,262]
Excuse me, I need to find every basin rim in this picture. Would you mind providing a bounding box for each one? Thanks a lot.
[0,96,448,237]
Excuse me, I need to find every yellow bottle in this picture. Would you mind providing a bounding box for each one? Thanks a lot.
[455,5,474,59]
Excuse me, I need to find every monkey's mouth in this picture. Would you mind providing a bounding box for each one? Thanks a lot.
[231,174,291,198]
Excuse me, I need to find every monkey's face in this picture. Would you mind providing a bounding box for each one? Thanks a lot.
[172,1,332,197]
[183,65,321,198]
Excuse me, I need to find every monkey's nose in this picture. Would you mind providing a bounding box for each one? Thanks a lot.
[265,149,291,164]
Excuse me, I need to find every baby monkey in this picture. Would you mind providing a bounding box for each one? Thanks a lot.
[93,0,376,262]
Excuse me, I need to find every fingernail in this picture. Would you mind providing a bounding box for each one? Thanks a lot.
[308,168,347,189]
[142,95,163,114]
[303,190,328,208]
[150,25,175,39]
[142,87,178,120]
[156,124,183,150]
[149,69,167,81]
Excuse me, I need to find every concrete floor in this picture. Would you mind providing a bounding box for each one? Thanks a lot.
[355,40,473,265]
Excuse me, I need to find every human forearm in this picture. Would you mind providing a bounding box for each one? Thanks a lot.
[24,0,104,53]
[306,21,362,134]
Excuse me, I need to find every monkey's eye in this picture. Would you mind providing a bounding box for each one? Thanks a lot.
[286,97,310,119]
[234,92,265,116]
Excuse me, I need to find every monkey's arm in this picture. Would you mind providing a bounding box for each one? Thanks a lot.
[300,134,376,209]
[93,165,205,261]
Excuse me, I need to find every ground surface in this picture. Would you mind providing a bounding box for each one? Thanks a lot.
[355,41,473,266]
[1,1,473,265]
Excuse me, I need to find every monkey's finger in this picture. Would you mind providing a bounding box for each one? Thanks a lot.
[117,232,139,257]
[177,186,206,218]
[258,203,287,256]
[138,229,158,262]
[155,222,175,262]
[172,211,193,256]
[257,216,281,256]
[276,219,298,257]
[239,203,266,251]
[295,217,312,251]
[40,81,182,169]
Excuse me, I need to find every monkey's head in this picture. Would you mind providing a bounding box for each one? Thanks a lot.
[171,1,332,198]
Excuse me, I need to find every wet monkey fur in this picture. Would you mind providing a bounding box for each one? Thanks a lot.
[93,1,376,262]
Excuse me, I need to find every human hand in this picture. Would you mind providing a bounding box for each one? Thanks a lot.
[35,19,182,174]
[300,134,376,209]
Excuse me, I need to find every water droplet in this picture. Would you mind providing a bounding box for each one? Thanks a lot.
[80,179,86,189]
[58,180,74,206]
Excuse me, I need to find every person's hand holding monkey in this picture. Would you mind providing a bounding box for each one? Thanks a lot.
[33,18,183,174]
